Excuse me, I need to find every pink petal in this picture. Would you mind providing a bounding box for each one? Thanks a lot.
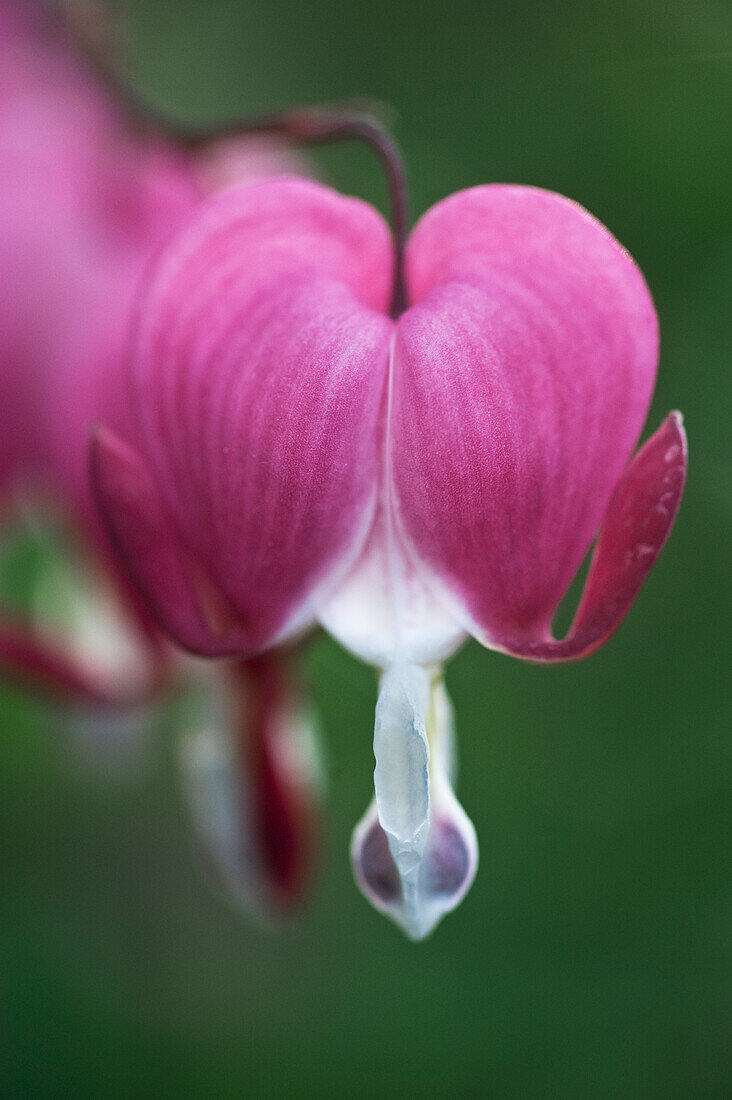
[127,178,394,652]
[0,0,202,517]
[491,412,687,660]
[91,426,246,655]
[394,185,659,646]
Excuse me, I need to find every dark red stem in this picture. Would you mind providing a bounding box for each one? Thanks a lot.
[78,23,410,317]
[187,108,409,318]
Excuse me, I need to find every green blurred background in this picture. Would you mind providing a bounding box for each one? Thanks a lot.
[1,0,731,1095]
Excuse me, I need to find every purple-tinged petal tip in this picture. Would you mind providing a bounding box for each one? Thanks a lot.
[351,664,478,940]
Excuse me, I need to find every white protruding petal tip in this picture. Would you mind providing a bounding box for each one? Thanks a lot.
[373,661,431,864]
[353,665,478,939]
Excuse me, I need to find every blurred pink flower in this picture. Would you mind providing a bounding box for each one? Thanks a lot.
[181,654,322,915]
[0,0,195,619]
[0,0,319,916]
[93,176,687,937]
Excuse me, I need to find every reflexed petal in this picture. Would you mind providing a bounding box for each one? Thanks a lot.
[352,663,478,939]
[491,412,687,660]
[127,178,394,651]
[395,185,659,646]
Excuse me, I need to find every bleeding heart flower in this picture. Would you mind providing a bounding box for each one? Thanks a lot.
[0,0,319,915]
[93,173,686,939]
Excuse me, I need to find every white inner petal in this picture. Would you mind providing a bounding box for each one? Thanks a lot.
[353,665,479,940]
[318,336,466,668]
[373,661,431,873]
[318,503,465,666]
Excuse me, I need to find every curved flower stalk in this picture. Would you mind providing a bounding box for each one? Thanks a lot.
[0,0,320,913]
[93,172,687,939]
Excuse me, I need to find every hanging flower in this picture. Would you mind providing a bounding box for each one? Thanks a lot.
[0,0,319,916]
[92,174,687,938]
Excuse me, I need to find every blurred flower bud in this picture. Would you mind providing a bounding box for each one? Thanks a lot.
[180,654,323,917]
